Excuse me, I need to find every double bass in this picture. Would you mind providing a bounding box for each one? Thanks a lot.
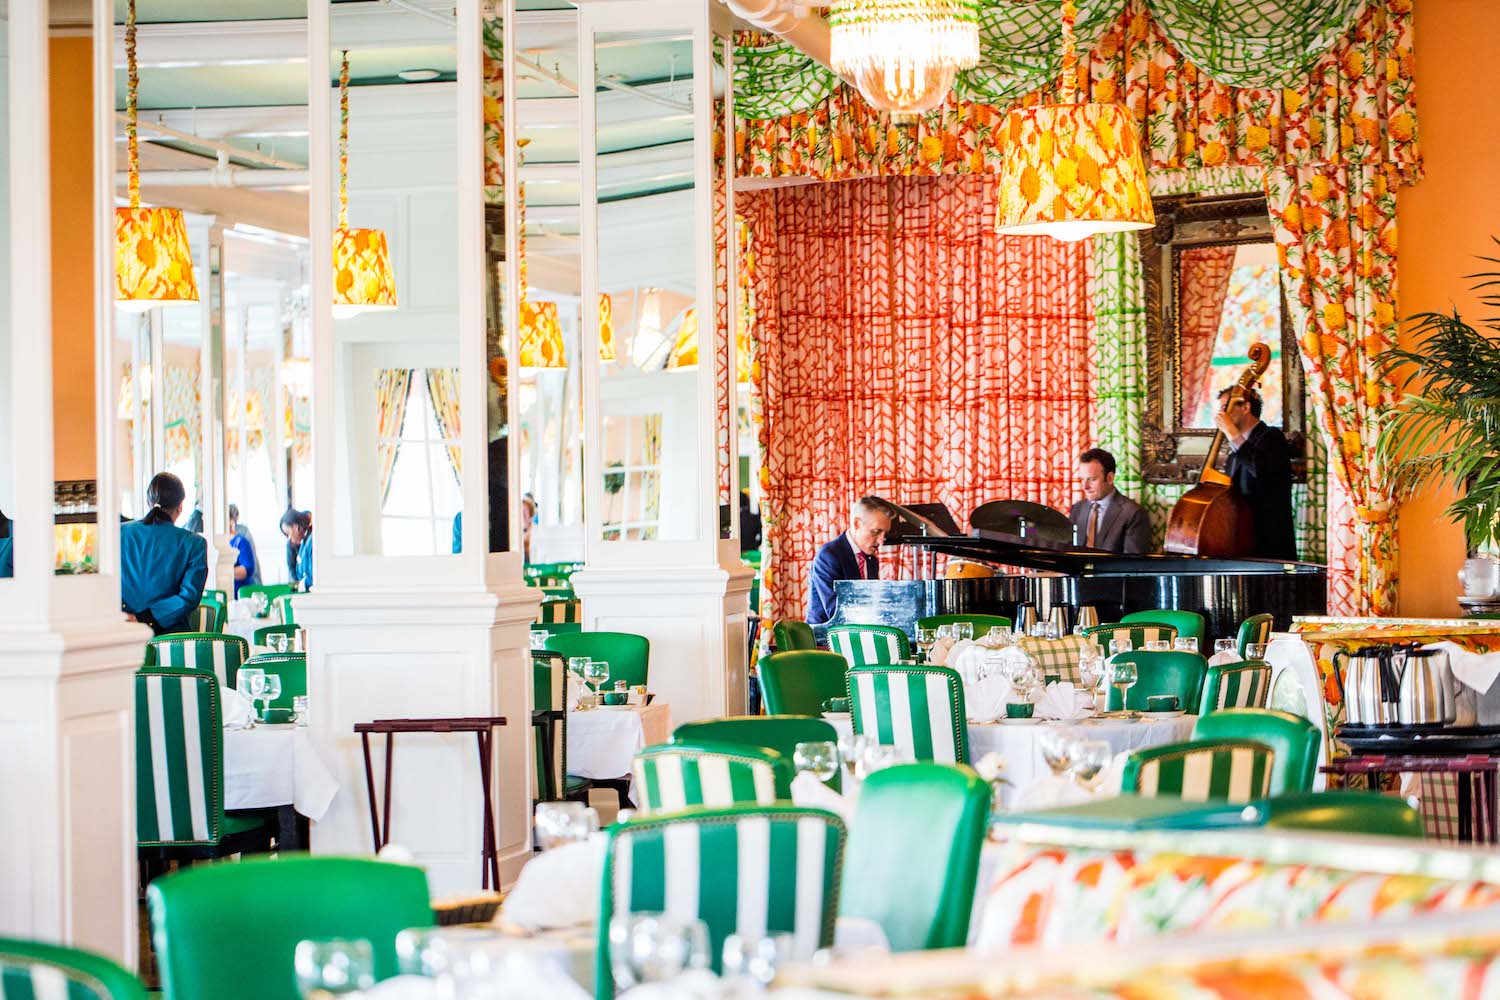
[1164,343,1271,557]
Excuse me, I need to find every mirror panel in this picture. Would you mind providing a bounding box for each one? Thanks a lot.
[329,18,463,557]
[594,26,699,544]
[0,5,11,579]
[1178,242,1285,431]
[714,34,732,540]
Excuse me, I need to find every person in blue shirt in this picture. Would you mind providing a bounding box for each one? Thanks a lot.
[281,507,314,591]
[227,503,260,597]
[121,473,209,635]
[0,509,13,579]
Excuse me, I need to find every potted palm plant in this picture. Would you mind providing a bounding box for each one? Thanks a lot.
[1378,247,1500,599]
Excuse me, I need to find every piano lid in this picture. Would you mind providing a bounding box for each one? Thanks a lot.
[899,528,1324,576]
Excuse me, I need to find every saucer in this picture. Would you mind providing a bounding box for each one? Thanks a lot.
[822,711,851,721]
[1000,717,1040,726]
[1142,709,1186,719]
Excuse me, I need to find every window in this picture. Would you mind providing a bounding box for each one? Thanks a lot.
[601,412,662,541]
[380,375,462,555]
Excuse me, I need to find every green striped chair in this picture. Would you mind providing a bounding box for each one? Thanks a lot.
[1193,709,1319,795]
[597,806,845,996]
[1199,660,1273,714]
[135,671,274,867]
[915,614,1013,635]
[848,665,968,764]
[239,584,294,619]
[532,651,584,804]
[632,740,793,814]
[272,594,296,625]
[204,588,228,606]
[828,624,911,667]
[771,619,818,652]
[1083,621,1179,651]
[539,599,582,626]
[0,937,145,1000]
[241,653,306,709]
[1236,613,1274,655]
[673,717,840,768]
[186,604,218,634]
[1121,609,1204,646]
[144,633,250,688]
[252,623,300,653]
[1120,738,1275,804]
[757,650,848,716]
[1105,651,1207,713]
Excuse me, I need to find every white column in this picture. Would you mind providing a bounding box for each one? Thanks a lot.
[0,0,150,966]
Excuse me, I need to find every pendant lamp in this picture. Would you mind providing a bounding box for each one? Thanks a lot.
[115,0,198,311]
[332,51,398,318]
[518,299,566,369]
[829,0,980,116]
[994,1,1153,241]
[598,294,617,363]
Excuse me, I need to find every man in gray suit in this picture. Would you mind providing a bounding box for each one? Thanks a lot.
[1066,448,1153,554]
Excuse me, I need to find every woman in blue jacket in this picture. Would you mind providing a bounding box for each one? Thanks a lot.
[121,473,208,635]
[280,507,314,591]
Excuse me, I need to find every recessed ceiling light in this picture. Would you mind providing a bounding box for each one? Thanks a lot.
[397,68,442,82]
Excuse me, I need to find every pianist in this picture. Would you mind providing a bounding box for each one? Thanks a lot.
[1067,448,1153,554]
[807,496,895,625]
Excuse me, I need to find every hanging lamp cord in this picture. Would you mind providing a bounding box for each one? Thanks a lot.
[1059,0,1078,104]
[339,50,350,230]
[126,0,139,209]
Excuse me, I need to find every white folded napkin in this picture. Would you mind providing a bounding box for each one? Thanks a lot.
[929,637,956,666]
[221,686,255,728]
[790,772,856,821]
[1034,681,1090,721]
[357,976,441,1000]
[1009,774,1097,812]
[1206,650,1243,667]
[499,835,606,932]
[1425,640,1500,695]
[964,674,1014,724]
[948,641,990,683]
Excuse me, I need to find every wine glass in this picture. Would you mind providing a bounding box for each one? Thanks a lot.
[534,802,599,850]
[237,668,266,725]
[609,913,710,989]
[1174,637,1199,653]
[268,633,289,654]
[836,732,872,782]
[954,622,974,643]
[1213,638,1237,658]
[261,674,283,719]
[292,695,309,726]
[1078,646,1106,694]
[986,625,1013,646]
[294,938,374,997]
[722,933,795,987]
[1038,729,1075,777]
[1107,638,1132,660]
[1245,642,1268,660]
[914,626,938,663]
[530,630,550,650]
[1109,660,1139,714]
[1069,740,1113,785]
[1145,639,1171,652]
[856,744,908,779]
[793,741,840,783]
[585,660,611,696]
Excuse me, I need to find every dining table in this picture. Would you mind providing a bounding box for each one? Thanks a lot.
[566,701,672,781]
[223,722,340,849]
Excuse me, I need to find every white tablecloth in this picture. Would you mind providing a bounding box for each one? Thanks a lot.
[567,702,673,780]
[223,724,340,820]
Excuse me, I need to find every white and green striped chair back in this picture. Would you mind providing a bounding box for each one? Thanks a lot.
[848,665,967,764]
[632,741,792,814]
[144,633,249,688]
[1202,661,1273,713]
[533,651,568,800]
[272,593,296,625]
[828,625,910,667]
[1236,613,1273,655]
[1083,622,1179,651]
[1122,738,1274,805]
[187,605,216,633]
[135,670,226,847]
[597,806,845,994]
[539,599,582,625]
[0,942,143,1000]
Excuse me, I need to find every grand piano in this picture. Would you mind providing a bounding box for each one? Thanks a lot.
[821,500,1326,642]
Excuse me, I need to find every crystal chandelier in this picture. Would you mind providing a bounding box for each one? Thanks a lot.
[829,0,980,115]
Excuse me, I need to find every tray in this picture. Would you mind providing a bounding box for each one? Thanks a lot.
[1336,725,1500,756]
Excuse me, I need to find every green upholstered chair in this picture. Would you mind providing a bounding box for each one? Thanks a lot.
[0,937,146,1000]
[532,621,583,636]
[849,665,968,764]
[632,740,793,814]
[772,619,818,652]
[1121,609,1204,646]
[828,624,911,666]
[239,583,294,616]
[840,763,990,951]
[148,855,433,1000]
[539,598,582,626]
[192,596,226,634]
[531,651,586,804]
[135,671,273,866]
[543,631,649,689]
[242,653,307,709]
[1104,650,1207,713]
[144,633,250,688]
[1192,708,1318,794]
[1084,621,1179,651]
[272,593,296,625]
[597,806,845,996]
[1236,612,1274,655]
[758,650,848,716]
[203,588,228,606]
[672,716,841,792]
[1120,738,1275,804]
[1199,660,1273,713]
[916,613,1013,635]
[1260,790,1425,838]
[252,623,300,652]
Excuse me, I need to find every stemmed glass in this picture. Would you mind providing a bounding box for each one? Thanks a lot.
[294,938,374,997]
[1109,660,1139,715]
[261,674,282,720]
[237,667,266,727]
[954,622,974,643]
[793,741,840,783]
[987,625,1013,646]
[268,633,290,654]
[585,660,611,698]
[1213,638,1237,659]
[530,630,550,650]
[1174,637,1199,653]
[1107,638,1132,661]
[837,732,872,784]
[534,802,599,850]
[1038,729,1074,777]
[914,626,938,664]
[1245,642,1268,660]
[1078,646,1106,700]
[1069,740,1113,786]
[292,695,309,726]
[722,933,795,987]
[1145,639,1171,652]
[609,913,710,989]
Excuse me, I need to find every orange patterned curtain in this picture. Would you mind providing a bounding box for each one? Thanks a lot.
[1178,245,1238,424]
[425,368,463,484]
[375,369,413,504]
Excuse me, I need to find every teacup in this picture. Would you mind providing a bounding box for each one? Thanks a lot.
[1146,695,1179,712]
[263,707,296,725]
[1005,702,1035,720]
[603,692,628,707]
[823,697,851,714]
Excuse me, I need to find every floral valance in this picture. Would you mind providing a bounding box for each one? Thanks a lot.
[730,0,1417,184]
[734,0,1371,120]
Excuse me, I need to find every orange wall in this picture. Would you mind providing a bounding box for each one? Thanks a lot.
[50,36,96,481]
[1394,0,1500,616]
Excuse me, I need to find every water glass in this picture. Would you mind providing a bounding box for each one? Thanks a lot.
[1145,639,1171,652]
[1041,622,1061,640]
[793,741,839,783]
[530,630,550,650]
[836,732,873,780]
[534,802,598,850]
[1173,637,1200,653]
[567,656,590,680]
[609,913,710,989]
[1107,638,1132,659]
[1213,638,1237,657]
[722,933,795,987]
[936,624,958,644]
[986,625,1013,646]
[585,660,611,693]
[294,938,375,997]
[1078,647,1106,692]
[237,667,266,724]
[1069,740,1113,784]
[292,695,309,726]
[262,674,283,717]
[856,744,909,779]
[1038,729,1074,776]
[1109,661,1138,712]
[268,633,290,654]
[914,626,938,663]
[1245,642,1268,660]
[954,622,974,642]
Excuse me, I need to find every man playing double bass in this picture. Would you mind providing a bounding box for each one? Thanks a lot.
[1214,386,1297,560]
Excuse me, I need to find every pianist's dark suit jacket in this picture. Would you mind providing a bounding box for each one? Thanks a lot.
[1067,494,1154,554]
[807,535,878,626]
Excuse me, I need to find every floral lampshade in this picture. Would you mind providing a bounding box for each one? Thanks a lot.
[665,308,699,370]
[115,206,200,311]
[519,299,566,369]
[994,103,1153,241]
[332,226,398,318]
[598,293,617,362]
